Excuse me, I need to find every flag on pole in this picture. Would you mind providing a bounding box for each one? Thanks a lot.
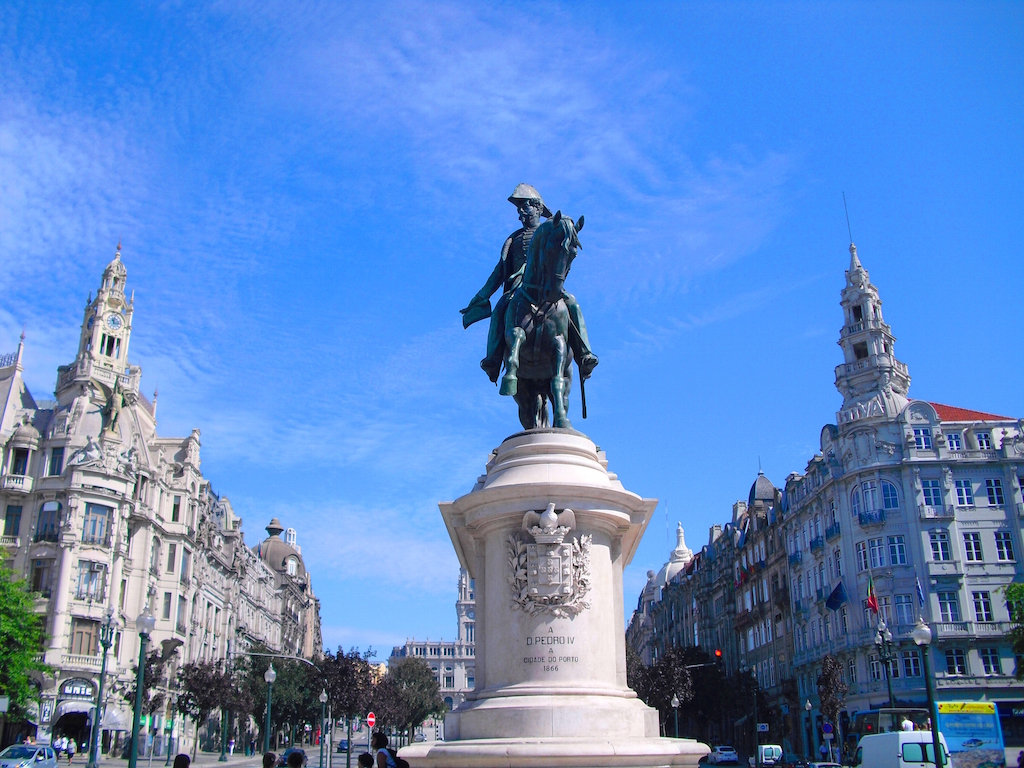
[825,581,848,611]
[916,576,926,608]
[866,575,879,614]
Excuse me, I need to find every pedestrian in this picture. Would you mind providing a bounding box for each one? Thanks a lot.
[371,734,395,768]
[902,716,915,731]
[173,755,190,768]
[229,738,235,756]
[66,738,77,764]
[357,755,374,768]
[55,736,64,758]
[262,753,276,768]
[286,752,304,768]
[1016,749,1023,768]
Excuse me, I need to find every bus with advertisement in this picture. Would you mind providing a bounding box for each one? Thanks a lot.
[936,701,1005,768]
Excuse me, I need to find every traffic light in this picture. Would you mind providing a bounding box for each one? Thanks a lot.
[714,648,724,672]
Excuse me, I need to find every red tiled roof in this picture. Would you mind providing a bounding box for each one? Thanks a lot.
[927,402,1015,422]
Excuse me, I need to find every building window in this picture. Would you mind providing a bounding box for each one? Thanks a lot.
[75,561,107,601]
[853,341,869,360]
[841,607,849,633]
[10,447,29,475]
[181,550,191,582]
[70,618,100,656]
[869,654,883,681]
[34,501,61,543]
[834,548,842,577]
[163,591,172,620]
[986,479,1004,506]
[922,480,943,507]
[48,447,65,476]
[980,648,1001,676]
[467,670,475,688]
[4,505,23,537]
[938,591,961,622]
[963,533,983,562]
[465,623,475,643]
[30,558,54,597]
[946,432,962,451]
[955,480,975,507]
[881,481,900,510]
[902,649,922,677]
[82,503,112,545]
[894,594,914,625]
[977,432,992,450]
[868,538,886,569]
[930,531,951,561]
[914,428,933,449]
[855,542,868,571]
[851,489,862,517]
[887,535,907,565]
[996,532,1015,562]
[945,649,968,676]
[862,481,879,511]
[167,543,177,572]
[287,557,297,576]
[973,591,994,622]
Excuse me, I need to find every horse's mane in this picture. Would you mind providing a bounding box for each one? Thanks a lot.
[530,215,580,258]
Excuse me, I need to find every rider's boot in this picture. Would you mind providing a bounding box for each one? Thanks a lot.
[565,293,599,380]
[500,328,525,397]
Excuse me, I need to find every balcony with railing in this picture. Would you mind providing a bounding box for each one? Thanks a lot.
[858,509,886,527]
[788,551,803,565]
[2,474,34,493]
[919,504,955,520]
[62,653,102,671]
[809,535,825,554]
[825,522,841,542]
[0,535,20,548]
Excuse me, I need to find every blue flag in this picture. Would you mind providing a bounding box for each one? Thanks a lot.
[825,581,848,611]
[916,576,926,608]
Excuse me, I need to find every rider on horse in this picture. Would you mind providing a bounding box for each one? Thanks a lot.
[461,184,598,384]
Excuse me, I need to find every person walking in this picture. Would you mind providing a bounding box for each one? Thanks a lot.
[66,738,77,764]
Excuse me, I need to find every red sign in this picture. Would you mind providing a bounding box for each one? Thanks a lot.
[367,712,376,729]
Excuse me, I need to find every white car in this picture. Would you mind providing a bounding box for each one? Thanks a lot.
[707,745,740,764]
[0,746,58,768]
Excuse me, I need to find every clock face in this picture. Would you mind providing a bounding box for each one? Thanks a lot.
[467,610,475,619]
[105,313,123,330]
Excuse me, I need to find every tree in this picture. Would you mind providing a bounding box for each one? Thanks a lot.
[0,555,47,717]
[322,647,374,768]
[176,661,237,759]
[374,657,444,744]
[626,646,651,704]
[124,649,168,717]
[816,654,848,729]
[1004,583,1024,678]
[646,646,694,717]
[235,646,319,750]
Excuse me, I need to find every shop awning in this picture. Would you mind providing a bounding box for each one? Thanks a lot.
[54,700,94,719]
[101,705,130,731]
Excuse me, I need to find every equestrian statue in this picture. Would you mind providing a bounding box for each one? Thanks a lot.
[461,184,597,430]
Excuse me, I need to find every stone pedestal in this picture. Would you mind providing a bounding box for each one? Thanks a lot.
[402,429,708,768]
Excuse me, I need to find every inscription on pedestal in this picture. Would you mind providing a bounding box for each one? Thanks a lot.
[522,628,580,672]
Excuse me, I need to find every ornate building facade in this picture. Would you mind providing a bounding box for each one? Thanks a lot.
[0,248,321,752]
[627,242,1024,758]
[389,568,476,729]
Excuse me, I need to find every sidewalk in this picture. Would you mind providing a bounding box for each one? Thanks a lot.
[90,753,261,768]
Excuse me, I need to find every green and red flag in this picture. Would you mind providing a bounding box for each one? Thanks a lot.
[866,574,879,614]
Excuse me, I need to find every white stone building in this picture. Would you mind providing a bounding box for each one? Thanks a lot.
[0,247,321,753]
[389,568,476,732]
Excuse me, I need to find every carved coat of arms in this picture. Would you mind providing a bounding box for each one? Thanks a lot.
[507,503,591,618]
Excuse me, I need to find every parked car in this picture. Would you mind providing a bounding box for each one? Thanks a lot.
[707,745,740,764]
[0,746,57,768]
[335,740,350,753]
[276,748,307,767]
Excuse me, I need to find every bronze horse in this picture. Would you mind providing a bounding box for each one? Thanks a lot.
[499,211,584,430]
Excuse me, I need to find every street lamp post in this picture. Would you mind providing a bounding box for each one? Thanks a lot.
[164,693,177,766]
[804,699,812,760]
[263,665,277,754]
[319,690,328,768]
[129,607,157,768]
[913,619,945,767]
[670,694,679,738]
[751,670,759,768]
[88,607,118,768]
[874,619,896,709]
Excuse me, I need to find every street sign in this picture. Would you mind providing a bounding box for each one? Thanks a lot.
[823,733,834,740]
[757,723,769,732]
[821,723,833,734]
[367,712,376,729]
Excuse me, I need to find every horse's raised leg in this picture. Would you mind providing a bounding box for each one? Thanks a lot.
[550,336,573,430]
[500,326,525,397]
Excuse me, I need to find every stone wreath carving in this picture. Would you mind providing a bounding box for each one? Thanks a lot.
[507,503,592,619]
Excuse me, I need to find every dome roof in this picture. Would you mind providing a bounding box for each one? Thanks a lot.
[104,250,127,279]
[11,419,41,444]
[257,518,306,579]
[748,472,776,506]
[653,523,693,589]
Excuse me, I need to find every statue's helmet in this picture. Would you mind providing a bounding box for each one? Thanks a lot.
[508,183,553,218]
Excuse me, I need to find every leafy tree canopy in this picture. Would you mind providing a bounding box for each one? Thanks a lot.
[0,555,47,716]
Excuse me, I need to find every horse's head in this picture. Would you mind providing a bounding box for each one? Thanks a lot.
[523,210,585,303]
[551,210,584,256]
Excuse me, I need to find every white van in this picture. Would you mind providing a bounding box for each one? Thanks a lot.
[853,731,950,767]
[747,744,783,766]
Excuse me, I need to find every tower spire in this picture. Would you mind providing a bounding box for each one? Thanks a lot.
[834,243,910,425]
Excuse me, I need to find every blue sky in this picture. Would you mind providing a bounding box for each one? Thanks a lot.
[1,1,1021,654]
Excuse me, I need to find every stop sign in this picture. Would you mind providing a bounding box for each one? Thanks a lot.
[367,712,376,729]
